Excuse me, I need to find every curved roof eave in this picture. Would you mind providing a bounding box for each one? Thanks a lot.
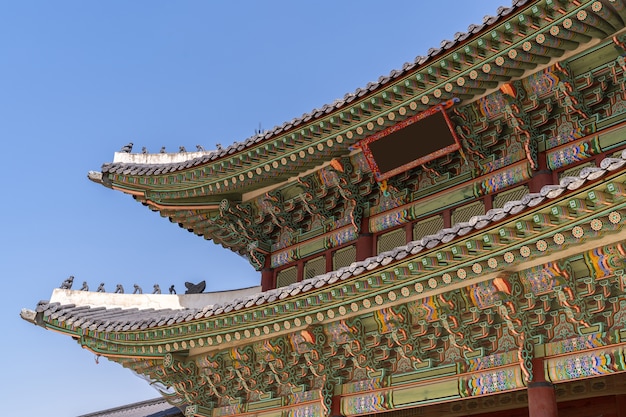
[98,1,536,179]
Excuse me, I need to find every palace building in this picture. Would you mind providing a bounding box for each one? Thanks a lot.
[22,1,626,416]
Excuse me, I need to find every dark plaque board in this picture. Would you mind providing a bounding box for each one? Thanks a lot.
[357,105,460,181]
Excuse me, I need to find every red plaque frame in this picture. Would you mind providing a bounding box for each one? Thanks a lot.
[356,104,461,181]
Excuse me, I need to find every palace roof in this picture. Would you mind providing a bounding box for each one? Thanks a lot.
[85,0,626,263]
[21,1,626,414]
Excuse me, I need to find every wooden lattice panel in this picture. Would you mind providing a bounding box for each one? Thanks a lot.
[451,201,485,225]
[333,245,356,270]
[413,215,444,242]
[493,185,529,209]
[276,266,297,288]
[304,256,325,280]
[377,228,406,255]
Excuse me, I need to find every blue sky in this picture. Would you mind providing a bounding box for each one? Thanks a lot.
[2,1,505,415]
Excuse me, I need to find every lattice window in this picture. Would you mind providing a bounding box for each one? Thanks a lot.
[559,162,594,180]
[493,185,529,209]
[276,266,297,288]
[451,201,485,225]
[304,256,325,280]
[333,245,356,270]
[377,228,406,255]
[413,215,444,241]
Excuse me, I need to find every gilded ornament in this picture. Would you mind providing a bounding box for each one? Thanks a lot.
[504,251,515,263]
[572,226,584,239]
[553,233,565,245]
[590,219,602,231]
[520,246,531,257]
[608,211,621,224]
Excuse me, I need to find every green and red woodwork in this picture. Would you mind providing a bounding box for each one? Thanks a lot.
[22,1,626,416]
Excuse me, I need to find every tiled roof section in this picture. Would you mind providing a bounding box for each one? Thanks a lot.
[77,398,182,417]
[34,299,200,332]
[31,151,626,332]
[100,1,529,176]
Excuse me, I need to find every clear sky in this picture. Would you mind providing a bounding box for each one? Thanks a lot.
[2,1,505,416]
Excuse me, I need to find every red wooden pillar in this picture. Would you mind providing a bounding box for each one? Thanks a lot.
[261,253,274,291]
[405,223,413,245]
[356,232,374,261]
[356,215,374,261]
[528,151,553,193]
[528,358,558,417]
[261,267,274,291]
[330,394,343,417]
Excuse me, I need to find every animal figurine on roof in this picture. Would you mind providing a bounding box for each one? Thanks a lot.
[97,283,106,292]
[153,284,161,294]
[184,280,206,294]
[120,143,133,153]
[169,285,176,294]
[114,284,124,294]
[133,284,142,294]
[179,146,186,152]
[160,146,166,153]
[141,146,148,154]
[60,276,74,289]
[196,144,205,151]
[80,281,89,291]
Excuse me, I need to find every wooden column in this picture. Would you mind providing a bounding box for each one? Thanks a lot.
[528,152,553,193]
[261,267,274,291]
[356,232,374,261]
[356,216,374,261]
[404,223,413,245]
[330,394,344,417]
[528,358,558,417]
